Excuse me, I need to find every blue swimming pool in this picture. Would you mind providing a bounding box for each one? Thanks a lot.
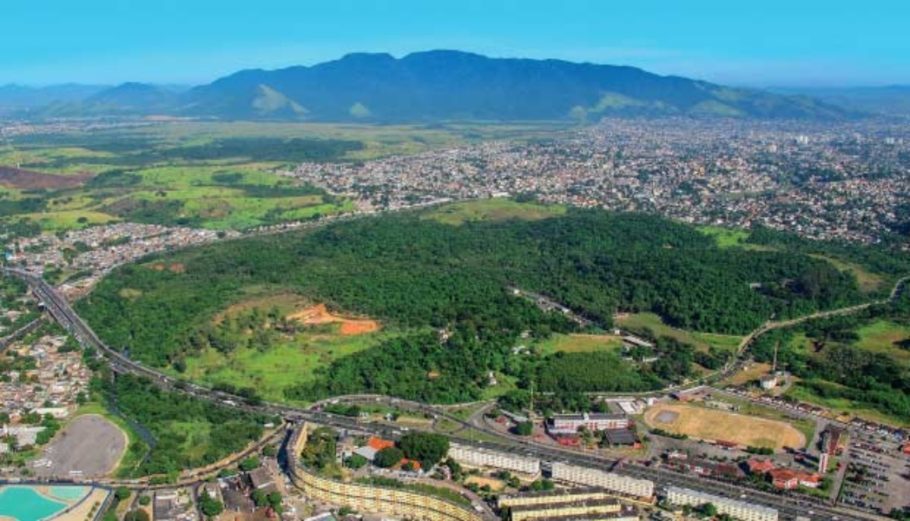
[0,486,68,521]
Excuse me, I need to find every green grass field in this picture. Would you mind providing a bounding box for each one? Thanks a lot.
[425,198,566,226]
[854,319,910,366]
[181,326,392,403]
[615,312,743,352]
[535,333,623,354]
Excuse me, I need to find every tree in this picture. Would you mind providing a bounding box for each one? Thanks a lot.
[514,421,533,436]
[124,511,149,521]
[115,486,131,501]
[239,456,260,471]
[374,446,405,468]
[398,432,449,468]
[345,453,368,469]
[698,503,718,517]
[199,491,224,517]
[138,495,151,506]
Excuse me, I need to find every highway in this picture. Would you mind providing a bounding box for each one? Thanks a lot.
[1,266,890,521]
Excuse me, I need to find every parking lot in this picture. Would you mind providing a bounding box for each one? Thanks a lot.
[839,433,910,515]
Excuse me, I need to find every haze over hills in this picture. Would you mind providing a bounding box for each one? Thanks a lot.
[2,51,853,121]
[772,85,910,116]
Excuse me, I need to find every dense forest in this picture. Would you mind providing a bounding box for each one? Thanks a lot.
[77,207,896,403]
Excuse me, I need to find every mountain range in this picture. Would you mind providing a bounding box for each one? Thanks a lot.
[0,50,869,121]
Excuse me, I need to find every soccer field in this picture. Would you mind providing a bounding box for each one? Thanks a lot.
[644,403,806,451]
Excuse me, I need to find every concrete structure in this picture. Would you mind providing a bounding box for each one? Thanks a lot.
[287,425,483,521]
[499,488,613,509]
[448,443,540,475]
[549,462,654,500]
[510,499,629,521]
[665,487,778,521]
[546,413,629,435]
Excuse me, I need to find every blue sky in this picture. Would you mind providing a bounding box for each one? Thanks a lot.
[3,0,907,87]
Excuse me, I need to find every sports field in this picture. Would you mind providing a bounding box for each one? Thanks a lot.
[643,403,806,450]
[536,333,623,354]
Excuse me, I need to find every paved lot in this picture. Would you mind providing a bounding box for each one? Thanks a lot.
[34,414,127,478]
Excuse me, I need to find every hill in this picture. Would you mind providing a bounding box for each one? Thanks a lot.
[76,204,906,403]
[0,84,106,114]
[17,51,849,121]
[772,85,910,116]
[182,50,848,121]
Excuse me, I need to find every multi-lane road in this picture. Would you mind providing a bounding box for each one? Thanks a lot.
[2,266,892,521]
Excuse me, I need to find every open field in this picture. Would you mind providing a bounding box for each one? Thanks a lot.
[71,402,146,478]
[615,312,743,352]
[425,198,566,225]
[182,327,390,403]
[809,254,885,293]
[697,225,750,248]
[643,402,806,450]
[34,414,127,478]
[536,333,623,354]
[854,319,910,366]
[722,362,773,386]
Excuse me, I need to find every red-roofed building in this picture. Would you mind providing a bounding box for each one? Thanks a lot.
[746,458,776,475]
[768,469,800,490]
[367,436,396,451]
[767,468,822,490]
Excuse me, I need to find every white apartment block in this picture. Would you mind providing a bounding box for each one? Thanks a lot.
[448,443,541,475]
[665,487,778,521]
[550,462,654,499]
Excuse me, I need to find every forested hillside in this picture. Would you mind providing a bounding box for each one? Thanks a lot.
[77,207,897,402]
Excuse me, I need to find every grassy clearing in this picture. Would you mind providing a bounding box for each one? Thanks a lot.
[181,329,392,403]
[536,333,623,355]
[854,320,910,366]
[425,198,566,226]
[698,225,750,248]
[809,254,884,293]
[615,312,742,352]
[21,209,118,230]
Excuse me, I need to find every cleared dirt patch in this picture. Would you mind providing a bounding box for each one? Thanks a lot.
[643,403,805,451]
[149,262,186,274]
[0,166,91,189]
[34,414,127,478]
[288,303,380,336]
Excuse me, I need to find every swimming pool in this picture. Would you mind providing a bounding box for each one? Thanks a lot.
[0,485,67,521]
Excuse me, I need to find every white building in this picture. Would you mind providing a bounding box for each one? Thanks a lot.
[665,487,778,521]
[550,462,654,499]
[546,413,629,435]
[448,443,540,475]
